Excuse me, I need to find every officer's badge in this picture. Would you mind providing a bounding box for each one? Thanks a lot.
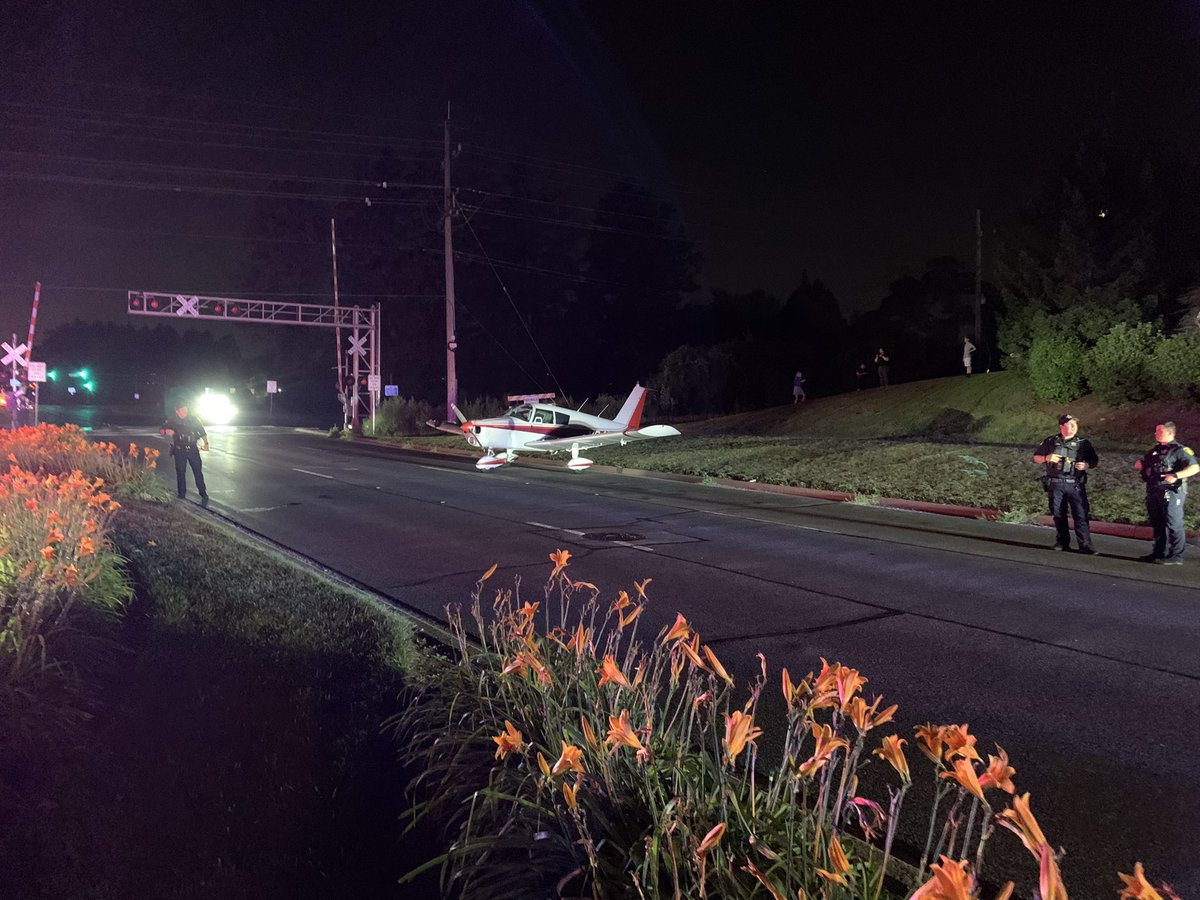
[1186,447,1195,455]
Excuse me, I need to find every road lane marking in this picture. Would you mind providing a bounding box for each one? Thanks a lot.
[293,468,333,479]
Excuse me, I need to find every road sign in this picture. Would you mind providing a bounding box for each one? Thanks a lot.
[2,340,29,368]
[367,374,381,393]
[384,384,399,397]
[266,379,278,394]
[26,361,46,382]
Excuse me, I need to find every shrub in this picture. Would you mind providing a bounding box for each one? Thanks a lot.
[1086,322,1161,405]
[1148,329,1200,401]
[1027,335,1087,402]
[369,396,439,437]
[395,553,1162,899]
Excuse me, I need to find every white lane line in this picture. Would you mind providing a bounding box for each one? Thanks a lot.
[416,464,474,475]
[705,508,823,532]
[526,521,561,530]
[293,467,333,479]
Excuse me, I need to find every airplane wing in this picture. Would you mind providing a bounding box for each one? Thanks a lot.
[526,424,680,452]
[425,418,466,437]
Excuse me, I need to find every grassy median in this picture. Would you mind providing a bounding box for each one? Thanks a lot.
[0,500,437,900]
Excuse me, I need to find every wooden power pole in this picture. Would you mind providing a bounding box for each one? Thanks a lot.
[443,104,459,422]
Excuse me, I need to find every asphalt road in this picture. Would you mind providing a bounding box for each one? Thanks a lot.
[139,427,1200,897]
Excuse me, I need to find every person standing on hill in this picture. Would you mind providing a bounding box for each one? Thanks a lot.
[855,361,869,390]
[962,337,976,376]
[1133,421,1199,565]
[874,348,890,387]
[162,404,210,502]
[1032,414,1099,554]
[792,370,807,404]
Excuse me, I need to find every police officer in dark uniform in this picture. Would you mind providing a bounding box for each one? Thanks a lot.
[161,404,209,501]
[1032,413,1099,553]
[1133,421,1199,565]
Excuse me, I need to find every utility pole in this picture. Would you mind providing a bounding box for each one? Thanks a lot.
[443,103,459,422]
[330,219,347,430]
[974,209,983,344]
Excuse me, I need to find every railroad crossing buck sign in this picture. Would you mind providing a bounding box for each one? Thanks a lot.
[127,291,380,431]
[2,339,29,370]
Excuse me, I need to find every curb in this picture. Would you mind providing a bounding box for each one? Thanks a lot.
[368,438,1185,542]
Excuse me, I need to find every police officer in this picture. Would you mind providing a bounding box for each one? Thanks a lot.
[1032,413,1099,553]
[161,404,209,501]
[1133,421,1199,565]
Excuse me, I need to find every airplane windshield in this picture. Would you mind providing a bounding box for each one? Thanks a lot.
[504,404,532,421]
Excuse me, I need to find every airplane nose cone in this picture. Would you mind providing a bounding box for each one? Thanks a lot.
[461,420,474,434]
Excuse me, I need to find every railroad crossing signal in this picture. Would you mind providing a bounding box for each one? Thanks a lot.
[2,340,29,369]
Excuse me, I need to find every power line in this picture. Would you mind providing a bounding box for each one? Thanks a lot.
[461,215,565,398]
[0,170,431,206]
[0,149,442,192]
[0,280,440,299]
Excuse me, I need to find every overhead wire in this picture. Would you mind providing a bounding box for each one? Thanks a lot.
[460,213,566,399]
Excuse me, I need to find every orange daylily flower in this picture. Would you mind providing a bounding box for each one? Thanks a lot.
[741,859,788,900]
[940,757,985,802]
[833,664,867,710]
[915,723,946,764]
[480,562,498,581]
[549,548,571,576]
[1039,844,1068,900]
[797,722,849,778]
[910,856,976,900]
[815,868,848,886]
[632,577,652,601]
[873,734,911,783]
[663,612,690,643]
[1117,862,1173,900]
[597,655,632,690]
[550,741,585,777]
[995,792,1048,858]
[562,779,581,810]
[580,715,600,751]
[618,603,643,628]
[24,498,38,511]
[827,835,851,874]
[40,545,55,561]
[723,709,763,765]
[941,723,981,762]
[78,535,96,557]
[995,883,1015,900]
[605,710,644,753]
[702,644,733,685]
[491,721,524,759]
[679,633,708,670]
[846,695,898,733]
[566,622,591,659]
[696,822,726,857]
[537,751,551,778]
[978,746,1016,794]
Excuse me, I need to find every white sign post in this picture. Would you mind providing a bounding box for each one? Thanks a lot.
[266,379,278,419]
[25,361,45,426]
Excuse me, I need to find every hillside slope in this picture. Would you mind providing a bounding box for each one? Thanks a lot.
[687,371,1200,449]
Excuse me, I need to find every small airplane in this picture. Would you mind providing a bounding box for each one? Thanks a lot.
[428,383,680,472]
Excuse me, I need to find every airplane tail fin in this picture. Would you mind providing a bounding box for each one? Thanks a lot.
[614,383,648,430]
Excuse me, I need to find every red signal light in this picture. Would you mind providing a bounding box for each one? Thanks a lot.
[149,298,160,309]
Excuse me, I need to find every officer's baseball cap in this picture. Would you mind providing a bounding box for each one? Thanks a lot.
[1058,414,1077,425]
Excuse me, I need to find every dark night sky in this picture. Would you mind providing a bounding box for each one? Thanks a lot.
[2,0,1200,339]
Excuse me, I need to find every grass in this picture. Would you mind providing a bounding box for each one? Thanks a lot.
[589,371,1195,529]
[369,371,1195,527]
[0,500,438,900]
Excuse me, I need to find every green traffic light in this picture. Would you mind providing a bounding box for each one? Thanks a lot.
[83,381,95,393]
[47,369,58,381]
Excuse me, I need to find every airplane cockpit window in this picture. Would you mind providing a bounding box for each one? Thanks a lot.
[531,408,551,424]
[504,404,532,421]
[553,411,570,425]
